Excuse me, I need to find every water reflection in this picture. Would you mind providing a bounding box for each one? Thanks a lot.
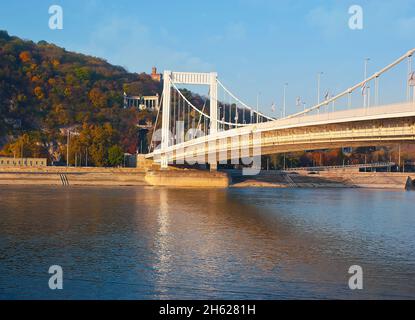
[0,186,414,299]
[154,189,171,296]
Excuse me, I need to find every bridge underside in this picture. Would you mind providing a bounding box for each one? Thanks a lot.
[149,113,415,165]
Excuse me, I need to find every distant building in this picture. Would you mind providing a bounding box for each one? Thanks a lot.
[151,67,162,82]
[0,157,47,167]
[4,118,22,129]
[123,94,159,111]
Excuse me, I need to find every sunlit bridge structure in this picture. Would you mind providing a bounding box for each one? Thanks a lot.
[147,49,415,170]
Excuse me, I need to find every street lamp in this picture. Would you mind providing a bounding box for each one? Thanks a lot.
[283,83,288,118]
[364,58,370,108]
[256,92,261,123]
[317,72,323,104]
[66,130,70,167]
[66,129,80,167]
[364,58,370,80]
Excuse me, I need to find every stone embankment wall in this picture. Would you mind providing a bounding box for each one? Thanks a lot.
[229,170,415,189]
[0,167,413,189]
[0,167,229,188]
[0,167,148,186]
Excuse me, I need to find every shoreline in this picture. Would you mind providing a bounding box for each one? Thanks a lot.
[0,167,414,189]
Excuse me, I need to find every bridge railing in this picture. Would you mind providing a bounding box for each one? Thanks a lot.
[151,102,415,154]
[285,162,397,172]
[258,102,415,132]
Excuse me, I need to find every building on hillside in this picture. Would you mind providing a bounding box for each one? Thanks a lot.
[0,157,47,167]
[123,94,159,111]
[151,67,162,82]
[4,118,22,129]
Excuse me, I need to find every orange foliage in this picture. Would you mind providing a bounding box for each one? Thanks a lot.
[64,87,72,97]
[52,59,60,68]
[19,51,31,63]
[34,86,44,100]
[88,88,107,108]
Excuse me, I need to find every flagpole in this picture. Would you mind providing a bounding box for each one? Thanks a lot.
[256,92,260,123]
[408,55,412,102]
[317,72,323,113]
[364,58,370,108]
[283,83,287,118]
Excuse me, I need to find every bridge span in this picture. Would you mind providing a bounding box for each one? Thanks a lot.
[146,48,415,170]
[148,102,415,166]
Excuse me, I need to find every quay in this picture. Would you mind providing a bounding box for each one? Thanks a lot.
[0,166,414,189]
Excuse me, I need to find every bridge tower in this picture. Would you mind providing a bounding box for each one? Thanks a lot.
[160,71,218,169]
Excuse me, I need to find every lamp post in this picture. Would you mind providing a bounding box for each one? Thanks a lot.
[283,83,288,118]
[66,129,80,167]
[364,58,370,80]
[256,92,261,123]
[317,72,323,105]
[364,58,370,108]
[66,130,70,167]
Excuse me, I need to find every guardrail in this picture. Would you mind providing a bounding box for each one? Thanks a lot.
[285,162,397,172]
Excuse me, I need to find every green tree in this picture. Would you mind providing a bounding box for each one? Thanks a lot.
[108,145,124,167]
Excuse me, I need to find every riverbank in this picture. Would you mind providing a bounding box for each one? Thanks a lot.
[230,170,415,190]
[0,167,413,189]
[0,167,229,188]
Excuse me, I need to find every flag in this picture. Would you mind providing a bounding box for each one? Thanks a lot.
[271,102,276,112]
[296,97,302,107]
[361,83,367,96]
[409,72,415,86]
[324,91,330,101]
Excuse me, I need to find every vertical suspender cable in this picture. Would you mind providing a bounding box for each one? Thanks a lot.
[408,55,412,102]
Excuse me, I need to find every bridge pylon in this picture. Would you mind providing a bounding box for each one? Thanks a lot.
[160,71,219,170]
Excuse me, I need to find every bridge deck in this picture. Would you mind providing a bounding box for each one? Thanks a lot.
[147,102,415,162]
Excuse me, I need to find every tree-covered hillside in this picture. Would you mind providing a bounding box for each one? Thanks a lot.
[1,31,414,169]
[0,30,161,165]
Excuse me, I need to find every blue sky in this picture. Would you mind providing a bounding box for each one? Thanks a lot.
[1,0,415,115]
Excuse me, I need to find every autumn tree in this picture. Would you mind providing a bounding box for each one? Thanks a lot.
[108,145,124,167]
[89,88,107,108]
[19,51,31,63]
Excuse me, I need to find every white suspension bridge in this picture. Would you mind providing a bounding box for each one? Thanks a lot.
[146,49,415,171]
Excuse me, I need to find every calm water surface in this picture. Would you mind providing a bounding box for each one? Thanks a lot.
[0,186,414,299]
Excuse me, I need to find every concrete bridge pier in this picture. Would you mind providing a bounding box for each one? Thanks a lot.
[210,162,218,172]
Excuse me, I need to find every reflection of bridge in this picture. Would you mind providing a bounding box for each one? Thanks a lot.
[146,49,415,171]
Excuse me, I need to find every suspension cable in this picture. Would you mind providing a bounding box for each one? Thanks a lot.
[170,80,247,127]
[286,48,415,119]
[217,79,275,121]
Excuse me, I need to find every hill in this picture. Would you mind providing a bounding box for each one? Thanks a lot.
[0,30,161,166]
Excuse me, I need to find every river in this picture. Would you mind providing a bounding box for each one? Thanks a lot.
[0,186,414,299]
